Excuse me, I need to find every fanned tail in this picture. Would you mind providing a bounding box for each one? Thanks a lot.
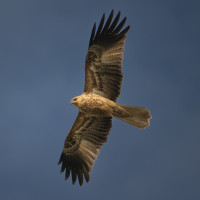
[114,104,152,129]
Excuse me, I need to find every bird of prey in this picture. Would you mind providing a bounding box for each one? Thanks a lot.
[58,10,152,186]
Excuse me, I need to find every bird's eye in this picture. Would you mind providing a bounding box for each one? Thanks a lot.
[73,98,77,101]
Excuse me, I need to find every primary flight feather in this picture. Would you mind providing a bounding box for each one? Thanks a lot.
[58,10,152,186]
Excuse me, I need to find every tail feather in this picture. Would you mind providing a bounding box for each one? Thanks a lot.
[115,104,152,129]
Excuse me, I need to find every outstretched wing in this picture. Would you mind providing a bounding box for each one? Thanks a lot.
[58,112,112,185]
[84,10,130,102]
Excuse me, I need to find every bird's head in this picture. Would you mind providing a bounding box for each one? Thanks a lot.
[70,96,80,106]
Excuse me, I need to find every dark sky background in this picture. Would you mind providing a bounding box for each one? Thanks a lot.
[0,0,200,199]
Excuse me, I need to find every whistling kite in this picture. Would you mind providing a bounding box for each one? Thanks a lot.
[58,10,152,186]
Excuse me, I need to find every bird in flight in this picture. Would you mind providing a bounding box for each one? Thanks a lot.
[58,10,152,186]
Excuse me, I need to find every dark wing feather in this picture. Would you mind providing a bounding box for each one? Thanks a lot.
[84,10,130,102]
[58,112,112,186]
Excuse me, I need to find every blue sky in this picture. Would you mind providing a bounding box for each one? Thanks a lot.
[0,0,200,199]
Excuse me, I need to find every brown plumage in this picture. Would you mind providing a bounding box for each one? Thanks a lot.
[58,10,152,186]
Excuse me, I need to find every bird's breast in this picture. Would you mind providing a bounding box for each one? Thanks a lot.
[78,94,116,116]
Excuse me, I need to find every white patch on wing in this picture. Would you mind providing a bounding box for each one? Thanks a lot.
[92,88,105,96]
[80,144,97,158]
[101,42,125,64]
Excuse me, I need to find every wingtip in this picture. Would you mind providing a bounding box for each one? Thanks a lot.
[79,181,83,186]
[126,25,131,33]
[117,10,121,17]
[57,153,63,165]
[89,22,97,47]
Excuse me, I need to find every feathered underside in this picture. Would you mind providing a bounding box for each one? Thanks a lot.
[84,10,130,102]
[58,10,130,185]
[58,112,112,185]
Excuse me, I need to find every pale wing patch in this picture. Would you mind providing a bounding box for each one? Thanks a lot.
[84,11,130,102]
[58,113,112,185]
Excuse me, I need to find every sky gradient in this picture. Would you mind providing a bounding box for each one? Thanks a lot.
[0,0,200,199]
